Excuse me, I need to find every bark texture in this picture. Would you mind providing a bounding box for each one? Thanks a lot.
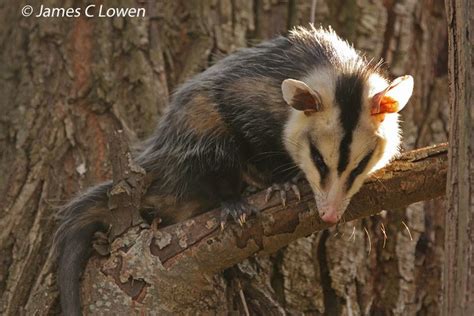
[75,144,447,315]
[443,0,473,314]
[0,1,448,315]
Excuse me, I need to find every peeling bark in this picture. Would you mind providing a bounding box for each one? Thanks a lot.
[0,1,449,315]
[77,144,447,314]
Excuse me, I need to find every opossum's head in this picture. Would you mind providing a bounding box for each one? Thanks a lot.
[282,68,413,224]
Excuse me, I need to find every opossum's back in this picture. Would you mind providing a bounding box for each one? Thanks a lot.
[203,27,361,85]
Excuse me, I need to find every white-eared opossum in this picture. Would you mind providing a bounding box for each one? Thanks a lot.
[54,25,413,315]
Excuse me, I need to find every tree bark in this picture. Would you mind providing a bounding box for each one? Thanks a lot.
[74,144,447,315]
[0,1,449,315]
[443,0,473,314]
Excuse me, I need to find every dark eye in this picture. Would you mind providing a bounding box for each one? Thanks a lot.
[312,150,325,168]
[309,143,329,180]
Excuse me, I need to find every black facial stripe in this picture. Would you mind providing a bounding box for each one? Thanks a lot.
[338,133,352,175]
[335,74,364,174]
[309,142,329,186]
[346,150,374,192]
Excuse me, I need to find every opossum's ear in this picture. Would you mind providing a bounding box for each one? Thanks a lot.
[282,79,323,115]
[371,75,414,115]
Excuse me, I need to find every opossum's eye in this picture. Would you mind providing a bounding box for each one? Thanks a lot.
[309,143,328,181]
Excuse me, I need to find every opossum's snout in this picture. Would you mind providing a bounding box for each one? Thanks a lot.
[319,205,340,224]
[313,186,350,224]
[317,202,341,224]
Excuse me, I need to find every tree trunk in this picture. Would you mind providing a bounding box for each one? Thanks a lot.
[0,1,448,315]
[443,0,473,314]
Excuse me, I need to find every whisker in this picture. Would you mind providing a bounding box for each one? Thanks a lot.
[270,161,298,170]
[247,151,288,163]
[271,164,300,175]
[371,174,389,192]
[401,221,413,241]
[347,225,356,242]
[380,223,387,248]
[306,178,324,196]
[282,136,306,150]
[364,226,372,255]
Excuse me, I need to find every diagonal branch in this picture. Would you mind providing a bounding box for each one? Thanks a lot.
[81,143,448,314]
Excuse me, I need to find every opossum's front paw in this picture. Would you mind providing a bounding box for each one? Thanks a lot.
[220,199,258,229]
[265,174,303,206]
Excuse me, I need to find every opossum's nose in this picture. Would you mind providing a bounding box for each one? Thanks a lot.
[320,206,340,224]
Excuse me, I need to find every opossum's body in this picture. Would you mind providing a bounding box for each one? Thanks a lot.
[54,26,413,315]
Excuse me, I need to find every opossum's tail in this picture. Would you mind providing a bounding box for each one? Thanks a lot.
[53,181,113,316]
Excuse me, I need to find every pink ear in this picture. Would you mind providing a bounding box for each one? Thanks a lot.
[281,79,323,115]
[371,75,414,115]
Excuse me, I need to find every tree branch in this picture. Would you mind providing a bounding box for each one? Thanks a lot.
[82,143,448,314]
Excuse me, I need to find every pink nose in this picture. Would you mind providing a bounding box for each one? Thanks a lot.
[320,210,340,224]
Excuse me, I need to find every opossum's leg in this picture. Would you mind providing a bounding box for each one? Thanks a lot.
[210,169,258,228]
[140,187,163,225]
[140,207,161,225]
[220,198,258,229]
[265,172,304,206]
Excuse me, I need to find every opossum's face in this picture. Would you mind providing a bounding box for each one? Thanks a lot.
[282,70,413,224]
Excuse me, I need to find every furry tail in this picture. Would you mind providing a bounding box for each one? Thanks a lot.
[53,181,113,316]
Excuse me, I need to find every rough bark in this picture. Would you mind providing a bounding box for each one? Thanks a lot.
[74,144,446,315]
[21,143,449,315]
[0,1,449,315]
[443,0,473,314]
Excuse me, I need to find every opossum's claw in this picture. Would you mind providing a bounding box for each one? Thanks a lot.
[220,199,257,229]
[265,175,303,206]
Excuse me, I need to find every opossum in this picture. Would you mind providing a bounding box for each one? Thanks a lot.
[54,25,413,315]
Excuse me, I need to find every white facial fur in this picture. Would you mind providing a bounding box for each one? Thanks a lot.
[283,67,408,224]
